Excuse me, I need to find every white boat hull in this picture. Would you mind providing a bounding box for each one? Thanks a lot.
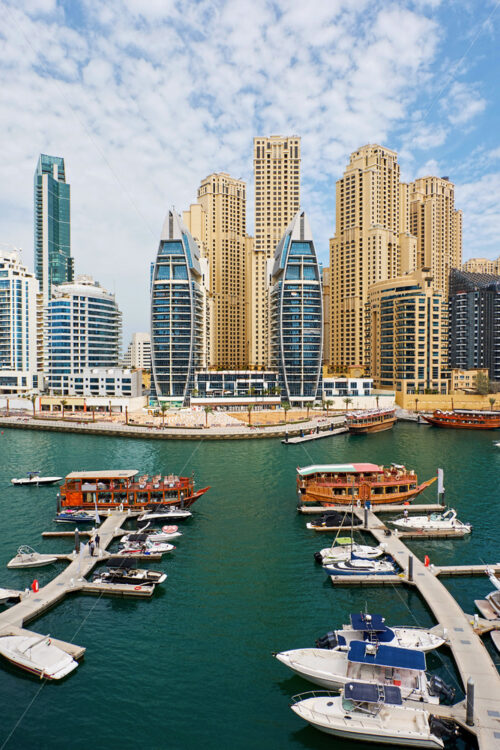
[7,555,58,569]
[320,544,384,563]
[0,635,78,680]
[11,476,62,486]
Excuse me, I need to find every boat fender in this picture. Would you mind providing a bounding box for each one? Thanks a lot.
[134,586,142,591]
[31,579,39,593]
[313,552,324,564]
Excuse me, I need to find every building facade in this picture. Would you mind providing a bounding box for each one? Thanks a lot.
[0,250,42,394]
[183,172,248,369]
[123,332,151,370]
[366,268,448,394]
[270,211,323,402]
[151,210,209,403]
[449,269,500,382]
[47,367,141,398]
[45,275,122,394]
[450,368,489,394]
[251,135,301,368]
[34,154,73,305]
[409,176,462,298]
[462,257,500,275]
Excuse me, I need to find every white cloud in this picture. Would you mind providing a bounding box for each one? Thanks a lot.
[445,81,486,126]
[456,173,500,260]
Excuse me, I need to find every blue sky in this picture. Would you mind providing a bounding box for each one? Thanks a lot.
[0,0,499,344]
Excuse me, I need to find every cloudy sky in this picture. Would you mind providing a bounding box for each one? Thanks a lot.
[0,0,499,344]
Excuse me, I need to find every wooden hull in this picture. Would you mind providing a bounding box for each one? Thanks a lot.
[423,416,500,429]
[348,418,396,434]
[61,486,209,511]
[300,478,436,506]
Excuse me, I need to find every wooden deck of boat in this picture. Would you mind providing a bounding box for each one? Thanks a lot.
[282,426,347,444]
[351,507,500,750]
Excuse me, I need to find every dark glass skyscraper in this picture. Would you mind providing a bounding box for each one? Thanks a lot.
[34,154,73,304]
[151,210,208,403]
[270,211,323,402]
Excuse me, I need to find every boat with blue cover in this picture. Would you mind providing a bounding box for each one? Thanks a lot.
[275,640,453,703]
[54,509,98,524]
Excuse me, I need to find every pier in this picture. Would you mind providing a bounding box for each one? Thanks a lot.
[282,425,347,444]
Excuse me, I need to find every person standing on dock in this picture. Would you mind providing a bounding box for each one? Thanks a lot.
[89,540,95,557]
[94,533,100,549]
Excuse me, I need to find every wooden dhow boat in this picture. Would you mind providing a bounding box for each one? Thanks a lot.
[297,463,436,507]
[346,408,396,434]
[422,409,500,429]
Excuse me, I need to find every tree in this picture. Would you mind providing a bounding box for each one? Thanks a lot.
[30,394,37,417]
[375,395,380,410]
[489,397,496,411]
[476,371,489,395]
[343,397,352,412]
[60,399,68,419]
[204,405,213,427]
[306,402,310,420]
[415,398,419,414]
[159,401,169,428]
[282,401,291,423]
[247,404,254,426]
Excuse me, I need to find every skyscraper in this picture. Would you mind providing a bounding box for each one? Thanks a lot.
[251,135,301,368]
[34,154,73,305]
[151,210,209,402]
[270,211,323,402]
[329,145,412,372]
[183,173,248,369]
[409,176,462,298]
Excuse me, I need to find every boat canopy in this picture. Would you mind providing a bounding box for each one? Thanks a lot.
[65,470,138,480]
[107,557,135,569]
[347,641,426,671]
[344,681,402,705]
[297,463,381,477]
[350,613,386,632]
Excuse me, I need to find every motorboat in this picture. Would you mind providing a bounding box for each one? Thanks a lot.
[315,538,385,565]
[54,509,98,524]
[290,682,456,747]
[324,558,397,576]
[137,505,192,524]
[7,546,58,569]
[0,633,78,680]
[306,512,362,531]
[315,613,445,653]
[11,472,62,486]
[275,641,453,704]
[0,589,22,605]
[92,557,167,585]
[485,567,500,617]
[117,539,175,555]
[120,526,181,544]
[390,508,472,533]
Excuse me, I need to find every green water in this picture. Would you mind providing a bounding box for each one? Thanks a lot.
[0,423,498,750]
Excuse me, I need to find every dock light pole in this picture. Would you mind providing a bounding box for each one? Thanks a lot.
[408,555,413,582]
[74,528,80,553]
[466,678,474,726]
[364,506,368,529]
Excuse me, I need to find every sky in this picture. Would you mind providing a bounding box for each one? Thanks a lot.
[0,0,499,346]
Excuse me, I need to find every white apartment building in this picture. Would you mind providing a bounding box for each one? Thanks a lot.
[123,332,151,369]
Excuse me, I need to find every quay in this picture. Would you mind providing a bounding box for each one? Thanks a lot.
[433,563,500,577]
[282,425,347,444]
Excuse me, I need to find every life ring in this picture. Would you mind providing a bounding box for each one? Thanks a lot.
[134,585,142,591]
[162,525,178,533]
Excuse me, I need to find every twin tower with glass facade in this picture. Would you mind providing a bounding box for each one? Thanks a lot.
[151,209,323,404]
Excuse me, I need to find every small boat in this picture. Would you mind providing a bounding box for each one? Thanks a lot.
[423,409,500,430]
[346,408,397,434]
[325,558,397,576]
[92,557,166,585]
[11,472,63,486]
[485,567,500,618]
[137,505,192,524]
[7,546,58,569]
[315,539,385,565]
[390,508,472,533]
[120,526,181,544]
[118,539,175,555]
[315,612,445,653]
[0,589,22,605]
[290,682,456,747]
[0,633,78,680]
[54,509,98,524]
[275,641,454,704]
[306,512,362,531]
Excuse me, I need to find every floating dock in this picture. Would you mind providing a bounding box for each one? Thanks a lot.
[298,502,445,514]
[282,426,347,444]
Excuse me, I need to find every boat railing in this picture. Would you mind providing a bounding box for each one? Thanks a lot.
[290,690,380,725]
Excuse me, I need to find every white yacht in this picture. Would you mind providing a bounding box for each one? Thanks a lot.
[316,539,385,565]
[0,634,78,680]
[325,558,397,576]
[120,527,181,544]
[11,472,62,486]
[316,613,445,653]
[7,546,58,569]
[390,508,472,533]
[137,506,192,523]
[118,539,175,555]
[291,682,453,748]
[485,567,500,617]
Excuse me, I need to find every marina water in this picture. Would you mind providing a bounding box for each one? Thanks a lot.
[0,423,498,749]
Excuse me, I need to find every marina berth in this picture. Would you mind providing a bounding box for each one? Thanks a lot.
[422,409,500,429]
[117,539,175,555]
[297,463,436,506]
[120,527,181,544]
[0,634,78,680]
[306,512,362,530]
[137,505,193,523]
[92,557,167,586]
[346,408,397,434]
[54,509,99,524]
[324,558,397,576]
[316,541,385,564]
[390,508,472,534]
[7,546,58,569]
[290,683,449,748]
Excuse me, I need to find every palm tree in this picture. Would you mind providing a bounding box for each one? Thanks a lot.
[323,399,333,417]
[282,401,291,423]
[159,401,169,428]
[375,395,380,410]
[415,398,419,414]
[306,402,310,420]
[489,397,496,411]
[343,397,352,412]
[30,394,37,418]
[204,405,213,427]
[247,404,254,426]
[60,399,68,419]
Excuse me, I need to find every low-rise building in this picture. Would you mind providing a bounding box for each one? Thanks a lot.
[47,367,141,398]
[450,368,489,393]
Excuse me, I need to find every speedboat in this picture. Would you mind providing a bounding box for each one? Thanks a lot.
[315,538,385,565]
[315,613,445,653]
[485,567,500,617]
[121,526,181,543]
[275,641,453,704]
[390,508,472,533]
[7,546,58,569]
[0,589,22,605]
[54,509,98,524]
[306,512,362,531]
[324,558,397,576]
[0,634,78,680]
[118,539,175,555]
[11,472,62,486]
[290,682,456,748]
[92,557,167,585]
[137,505,192,524]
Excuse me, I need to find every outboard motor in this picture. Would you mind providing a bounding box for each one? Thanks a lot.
[314,551,324,564]
[429,716,459,742]
[315,631,338,650]
[428,675,456,704]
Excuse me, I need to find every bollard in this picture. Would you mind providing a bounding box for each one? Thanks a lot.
[466,678,474,726]
[408,554,413,582]
[364,506,368,529]
[74,528,80,553]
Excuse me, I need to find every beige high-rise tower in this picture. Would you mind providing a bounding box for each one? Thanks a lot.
[251,135,301,368]
[409,176,462,298]
[329,144,412,371]
[183,172,249,369]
